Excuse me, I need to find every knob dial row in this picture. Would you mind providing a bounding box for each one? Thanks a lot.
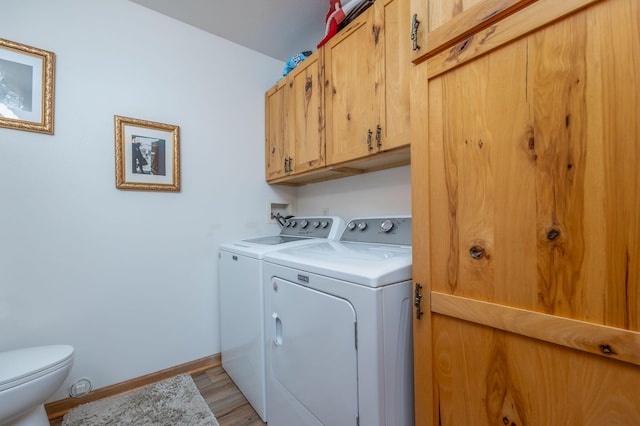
[346,220,395,232]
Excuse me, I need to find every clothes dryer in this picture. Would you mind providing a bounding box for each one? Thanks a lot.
[218,216,344,422]
[263,216,413,426]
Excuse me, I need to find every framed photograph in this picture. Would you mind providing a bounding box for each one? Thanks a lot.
[0,38,55,134]
[114,115,180,192]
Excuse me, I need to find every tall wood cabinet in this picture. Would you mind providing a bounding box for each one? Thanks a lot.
[410,0,640,424]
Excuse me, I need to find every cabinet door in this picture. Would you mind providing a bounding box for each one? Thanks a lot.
[265,80,291,180]
[380,0,410,151]
[325,5,384,164]
[412,0,640,424]
[288,52,325,175]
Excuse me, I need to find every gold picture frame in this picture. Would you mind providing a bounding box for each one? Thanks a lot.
[114,115,180,192]
[0,38,55,134]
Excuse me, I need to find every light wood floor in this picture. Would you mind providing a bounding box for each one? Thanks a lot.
[49,365,265,426]
[193,366,265,426]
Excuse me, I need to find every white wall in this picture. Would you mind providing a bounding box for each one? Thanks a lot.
[0,0,411,404]
[0,0,294,401]
[296,166,411,220]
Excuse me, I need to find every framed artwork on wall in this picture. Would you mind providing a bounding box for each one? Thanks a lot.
[0,37,55,134]
[114,115,181,192]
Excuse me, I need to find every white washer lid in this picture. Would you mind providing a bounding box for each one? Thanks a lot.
[0,345,74,390]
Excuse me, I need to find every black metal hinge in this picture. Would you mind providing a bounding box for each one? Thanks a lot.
[414,282,424,319]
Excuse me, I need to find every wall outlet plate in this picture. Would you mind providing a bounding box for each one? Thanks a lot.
[69,377,93,398]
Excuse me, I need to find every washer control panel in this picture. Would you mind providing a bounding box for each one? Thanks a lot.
[279,217,342,238]
[341,216,412,245]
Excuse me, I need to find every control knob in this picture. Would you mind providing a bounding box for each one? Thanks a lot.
[380,219,394,233]
[313,221,320,228]
[357,222,367,231]
[347,222,356,231]
[320,221,328,228]
[300,220,309,228]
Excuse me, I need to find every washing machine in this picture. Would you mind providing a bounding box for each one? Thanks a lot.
[263,216,414,426]
[218,216,345,422]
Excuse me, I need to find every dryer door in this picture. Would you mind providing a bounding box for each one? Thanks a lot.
[268,277,358,426]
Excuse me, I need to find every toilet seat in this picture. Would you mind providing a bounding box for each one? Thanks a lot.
[0,345,74,392]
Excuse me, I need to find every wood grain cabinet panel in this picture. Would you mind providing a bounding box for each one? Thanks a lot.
[380,0,411,151]
[289,55,325,175]
[325,0,410,165]
[266,0,410,185]
[265,50,324,181]
[324,5,381,164]
[265,79,290,181]
[411,0,640,423]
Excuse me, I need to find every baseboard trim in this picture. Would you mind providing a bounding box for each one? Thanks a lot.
[45,353,221,421]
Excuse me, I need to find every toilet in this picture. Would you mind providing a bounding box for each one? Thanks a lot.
[0,345,74,426]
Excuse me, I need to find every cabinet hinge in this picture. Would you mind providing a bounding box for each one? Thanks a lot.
[415,282,424,319]
[411,14,421,51]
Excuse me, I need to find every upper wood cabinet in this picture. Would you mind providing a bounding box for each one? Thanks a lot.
[266,0,411,186]
[411,0,640,424]
[324,0,410,165]
[265,78,289,181]
[324,5,381,164]
[265,50,324,181]
[380,0,411,151]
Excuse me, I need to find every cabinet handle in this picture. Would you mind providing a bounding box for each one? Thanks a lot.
[411,14,421,51]
[414,282,424,320]
[284,157,292,173]
[367,129,373,151]
[375,125,382,148]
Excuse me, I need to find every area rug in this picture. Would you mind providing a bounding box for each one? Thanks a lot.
[62,374,219,425]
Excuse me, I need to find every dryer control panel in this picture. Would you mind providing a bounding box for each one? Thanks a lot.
[341,216,412,245]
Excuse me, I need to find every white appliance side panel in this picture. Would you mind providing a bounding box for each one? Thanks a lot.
[268,277,358,426]
[218,251,266,421]
[382,282,415,426]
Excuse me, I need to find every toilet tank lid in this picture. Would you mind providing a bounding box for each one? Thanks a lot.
[0,345,74,387]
